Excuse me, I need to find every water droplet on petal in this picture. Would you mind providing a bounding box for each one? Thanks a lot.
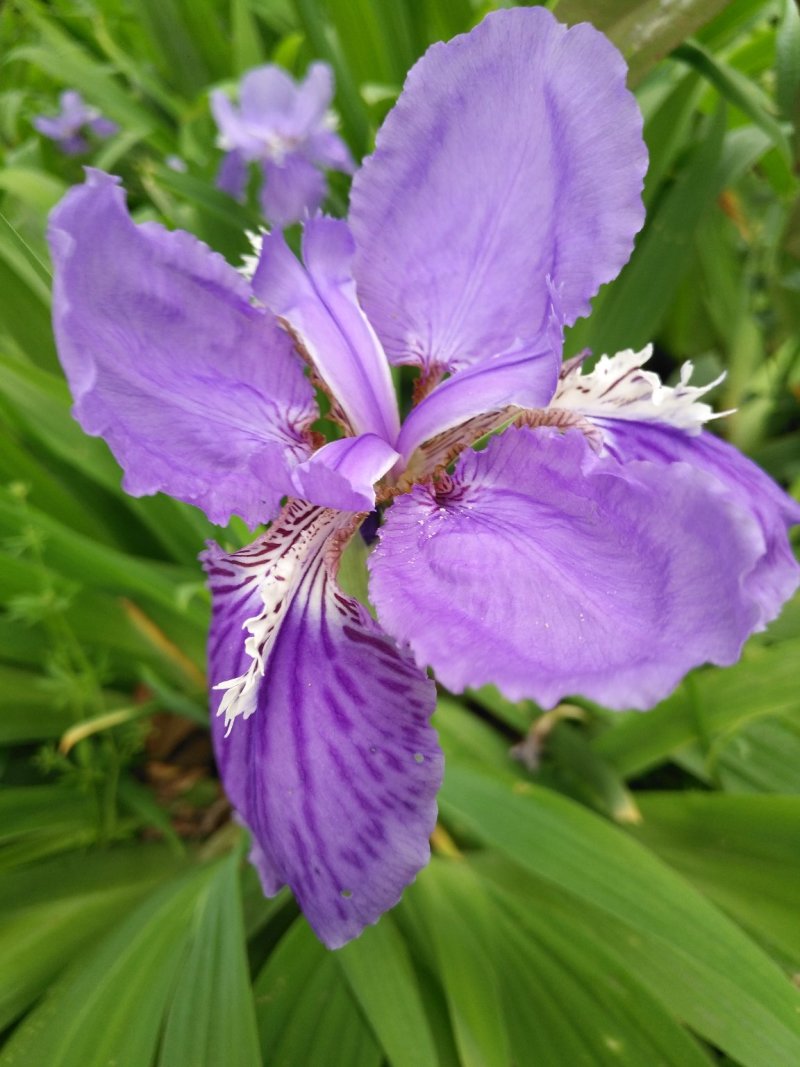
[340,888,353,899]
[414,752,425,764]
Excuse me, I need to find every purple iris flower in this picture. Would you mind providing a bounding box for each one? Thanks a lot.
[47,7,799,948]
[211,62,354,228]
[33,90,118,156]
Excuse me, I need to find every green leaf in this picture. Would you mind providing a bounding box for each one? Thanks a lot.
[0,224,56,370]
[0,168,66,213]
[133,0,216,96]
[777,0,800,122]
[674,40,792,163]
[158,854,260,1067]
[593,630,800,779]
[569,104,727,357]
[631,793,800,968]
[0,845,186,1030]
[0,665,74,741]
[474,860,715,1067]
[553,0,733,84]
[641,71,702,207]
[0,862,219,1067]
[0,786,100,869]
[254,918,381,1066]
[408,863,511,1067]
[439,766,800,1067]
[231,0,266,73]
[337,914,440,1067]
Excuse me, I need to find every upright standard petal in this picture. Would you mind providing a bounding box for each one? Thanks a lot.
[253,217,400,443]
[291,62,335,136]
[48,170,316,527]
[371,427,766,711]
[349,6,647,372]
[203,501,442,948]
[551,348,800,628]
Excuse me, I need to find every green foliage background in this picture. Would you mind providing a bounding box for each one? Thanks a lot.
[1,0,799,1064]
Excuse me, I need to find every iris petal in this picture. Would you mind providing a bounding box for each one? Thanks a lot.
[204,502,441,948]
[290,434,400,512]
[48,169,315,526]
[371,427,766,711]
[350,6,647,372]
[253,217,400,443]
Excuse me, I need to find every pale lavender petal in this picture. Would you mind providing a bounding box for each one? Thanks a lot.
[370,427,766,711]
[598,421,800,630]
[253,217,400,442]
[59,90,90,124]
[550,347,800,628]
[349,7,646,371]
[88,115,118,139]
[259,155,326,227]
[210,90,261,156]
[290,434,399,512]
[203,501,441,948]
[33,114,71,139]
[48,169,316,527]
[292,62,334,136]
[304,128,355,174]
[216,149,249,200]
[239,64,297,129]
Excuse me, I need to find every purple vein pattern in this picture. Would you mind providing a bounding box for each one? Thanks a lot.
[203,501,441,949]
[47,7,800,947]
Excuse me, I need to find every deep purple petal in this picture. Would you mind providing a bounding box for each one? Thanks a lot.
[349,7,646,372]
[216,149,249,200]
[259,155,326,227]
[48,169,316,526]
[203,502,442,948]
[253,217,400,443]
[370,427,766,711]
[290,434,399,511]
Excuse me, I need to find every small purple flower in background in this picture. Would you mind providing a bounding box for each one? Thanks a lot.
[33,90,118,156]
[211,62,354,228]
[48,7,799,948]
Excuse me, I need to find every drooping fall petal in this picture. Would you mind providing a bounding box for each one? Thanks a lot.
[48,169,316,526]
[203,502,442,948]
[371,427,766,710]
